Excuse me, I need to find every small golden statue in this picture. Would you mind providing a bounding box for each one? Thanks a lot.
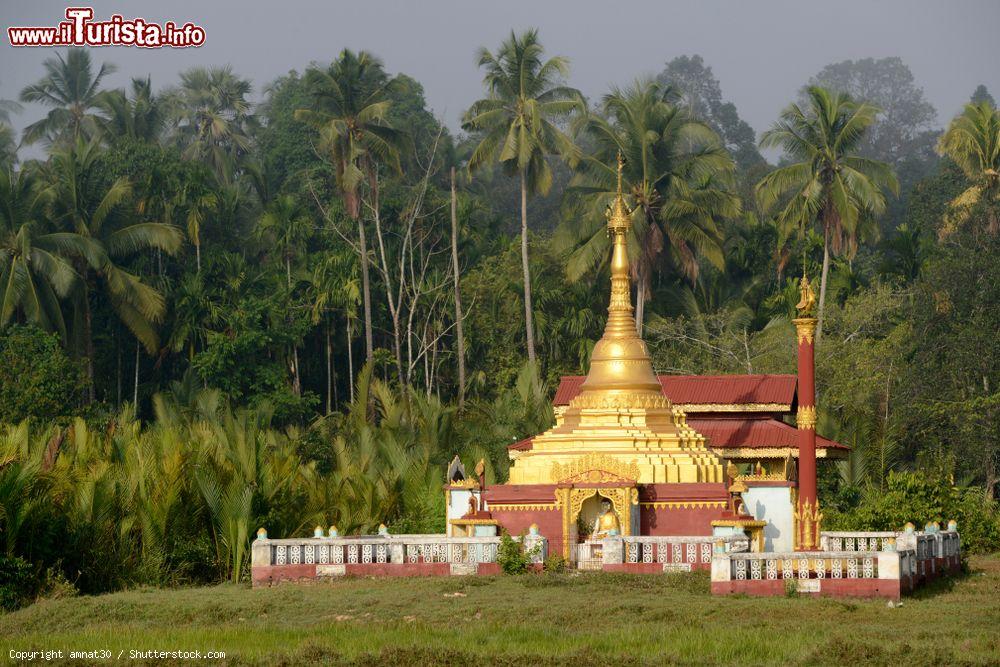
[591,499,621,538]
[795,274,817,317]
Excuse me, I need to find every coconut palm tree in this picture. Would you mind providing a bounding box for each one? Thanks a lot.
[295,50,407,365]
[19,48,116,145]
[0,90,21,167]
[38,138,183,398]
[0,168,82,338]
[256,194,313,395]
[307,250,360,412]
[164,66,255,184]
[463,29,583,367]
[756,86,898,343]
[936,100,1000,237]
[96,77,165,145]
[0,125,15,169]
[166,272,219,361]
[567,80,738,333]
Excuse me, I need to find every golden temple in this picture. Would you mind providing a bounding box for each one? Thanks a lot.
[506,156,724,486]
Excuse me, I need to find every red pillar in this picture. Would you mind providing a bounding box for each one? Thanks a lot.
[793,316,819,550]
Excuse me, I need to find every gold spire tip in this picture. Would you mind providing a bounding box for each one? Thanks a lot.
[608,152,629,233]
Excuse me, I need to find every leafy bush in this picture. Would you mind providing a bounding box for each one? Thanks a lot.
[497,532,539,575]
[0,326,85,423]
[826,471,1000,553]
[35,567,77,602]
[543,553,567,573]
[0,554,38,611]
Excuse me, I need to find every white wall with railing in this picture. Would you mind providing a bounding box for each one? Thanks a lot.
[252,534,545,569]
[591,535,749,570]
[712,528,961,593]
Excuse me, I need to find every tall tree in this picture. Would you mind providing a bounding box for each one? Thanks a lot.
[807,57,937,165]
[38,138,183,398]
[295,50,407,364]
[19,48,116,146]
[971,85,997,107]
[307,250,360,412]
[450,163,467,408]
[657,55,763,169]
[567,80,738,332]
[165,66,255,184]
[936,100,1000,236]
[463,29,582,368]
[0,169,79,338]
[96,77,165,145]
[0,89,21,167]
[756,86,899,344]
[256,193,313,395]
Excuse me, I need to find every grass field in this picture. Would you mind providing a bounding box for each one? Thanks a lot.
[2,556,998,666]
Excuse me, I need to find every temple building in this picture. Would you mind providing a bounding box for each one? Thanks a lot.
[445,156,847,561]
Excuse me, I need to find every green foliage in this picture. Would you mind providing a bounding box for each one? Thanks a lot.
[936,100,1000,236]
[496,532,534,575]
[0,555,36,611]
[0,326,84,423]
[542,553,567,573]
[657,54,763,169]
[564,77,738,326]
[807,57,937,165]
[826,471,1000,553]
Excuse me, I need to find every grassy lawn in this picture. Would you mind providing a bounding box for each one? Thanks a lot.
[2,556,998,666]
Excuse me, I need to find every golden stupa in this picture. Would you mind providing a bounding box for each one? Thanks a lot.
[507,155,724,485]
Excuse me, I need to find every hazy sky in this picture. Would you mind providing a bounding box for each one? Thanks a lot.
[2,0,999,152]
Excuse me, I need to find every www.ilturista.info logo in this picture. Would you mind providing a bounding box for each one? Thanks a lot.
[8,7,205,48]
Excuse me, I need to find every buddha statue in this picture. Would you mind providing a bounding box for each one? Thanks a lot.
[591,499,621,539]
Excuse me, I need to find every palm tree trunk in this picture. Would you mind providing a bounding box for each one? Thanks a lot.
[326,324,333,414]
[286,256,301,397]
[817,225,831,347]
[520,170,537,369]
[133,339,140,407]
[358,216,374,362]
[347,319,355,403]
[450,167,466,408]
[116,334,122,406]
[195,242,201,274]
[332,325,339,409]
[82,282,96,403]
[291,348,301,397]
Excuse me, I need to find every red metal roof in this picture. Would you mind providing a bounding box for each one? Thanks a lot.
[552,376,587,405]
[552,374,797,408]
[687,416,846,451]
[509,436,534,451]
[506,416,845,453]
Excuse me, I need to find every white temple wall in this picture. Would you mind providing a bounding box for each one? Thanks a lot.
[743,485,794,552]
[446,488,473,537]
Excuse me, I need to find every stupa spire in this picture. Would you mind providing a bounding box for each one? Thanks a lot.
[575,152,663,400]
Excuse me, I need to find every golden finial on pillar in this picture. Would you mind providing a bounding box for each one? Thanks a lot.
[795,273,817,317]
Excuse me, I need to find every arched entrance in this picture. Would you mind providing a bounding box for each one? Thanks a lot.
[551,455,641,560]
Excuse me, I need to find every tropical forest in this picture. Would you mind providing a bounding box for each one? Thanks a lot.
[1,33,998,605]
